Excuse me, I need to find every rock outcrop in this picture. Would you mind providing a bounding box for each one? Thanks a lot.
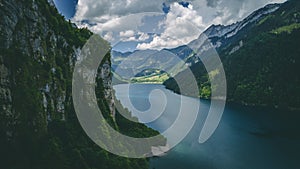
[101,60,115,118]
[0,0,92,140]
[0,1,163,168]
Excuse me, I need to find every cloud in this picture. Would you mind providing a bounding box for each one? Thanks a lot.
[206,0,220,8]
[103,31,114,41]
[137,2,205,50]
[201,0,286,25]
[73,0,287,50]
[74,0,165,21]
[138,32,150,41]
[118,30,151,42]
[73,0,196,34]
[120,30,135,38]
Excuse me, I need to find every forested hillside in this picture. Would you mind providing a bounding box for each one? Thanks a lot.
[0,0,161,168]
[164,0,300,110]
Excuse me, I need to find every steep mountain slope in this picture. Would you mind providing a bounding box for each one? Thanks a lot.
[0,0,161,168]
[187,3,282,64]
[164,0,300,110]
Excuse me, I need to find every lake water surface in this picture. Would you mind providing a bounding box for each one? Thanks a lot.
[113,84,300,169]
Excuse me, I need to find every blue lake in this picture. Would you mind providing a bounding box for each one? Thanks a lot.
[113,84,300,169]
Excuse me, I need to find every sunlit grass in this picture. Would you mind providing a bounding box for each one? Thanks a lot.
[131,73,170,84]
[271,23,300,34]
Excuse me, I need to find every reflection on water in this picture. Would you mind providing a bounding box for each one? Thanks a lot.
[114,84,300,169]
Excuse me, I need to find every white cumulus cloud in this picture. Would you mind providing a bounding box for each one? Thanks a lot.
[120,30,135,38]
[72,0,287,50]
[137,2,205,50]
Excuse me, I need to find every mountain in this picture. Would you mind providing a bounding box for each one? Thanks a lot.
[164,0,300,110]
[111,45,197,83]
[113,2,283,83]
[0,0,162,168]
[186,3,281,64]
[205,3,280,39]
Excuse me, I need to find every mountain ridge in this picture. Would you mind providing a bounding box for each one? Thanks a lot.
[112,2,283,82]
[164,0,300,110]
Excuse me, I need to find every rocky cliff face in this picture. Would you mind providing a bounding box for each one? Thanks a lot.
[100,60,116,118]
[0,55,12,138]
[0,1,158,168]
[0,0,116,139]
[0,0,92,141]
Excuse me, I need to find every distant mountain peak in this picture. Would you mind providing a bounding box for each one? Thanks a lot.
[203,3,281,39]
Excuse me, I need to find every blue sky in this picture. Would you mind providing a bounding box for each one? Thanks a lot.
[54,0,286,52]
[53,0,78,19]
